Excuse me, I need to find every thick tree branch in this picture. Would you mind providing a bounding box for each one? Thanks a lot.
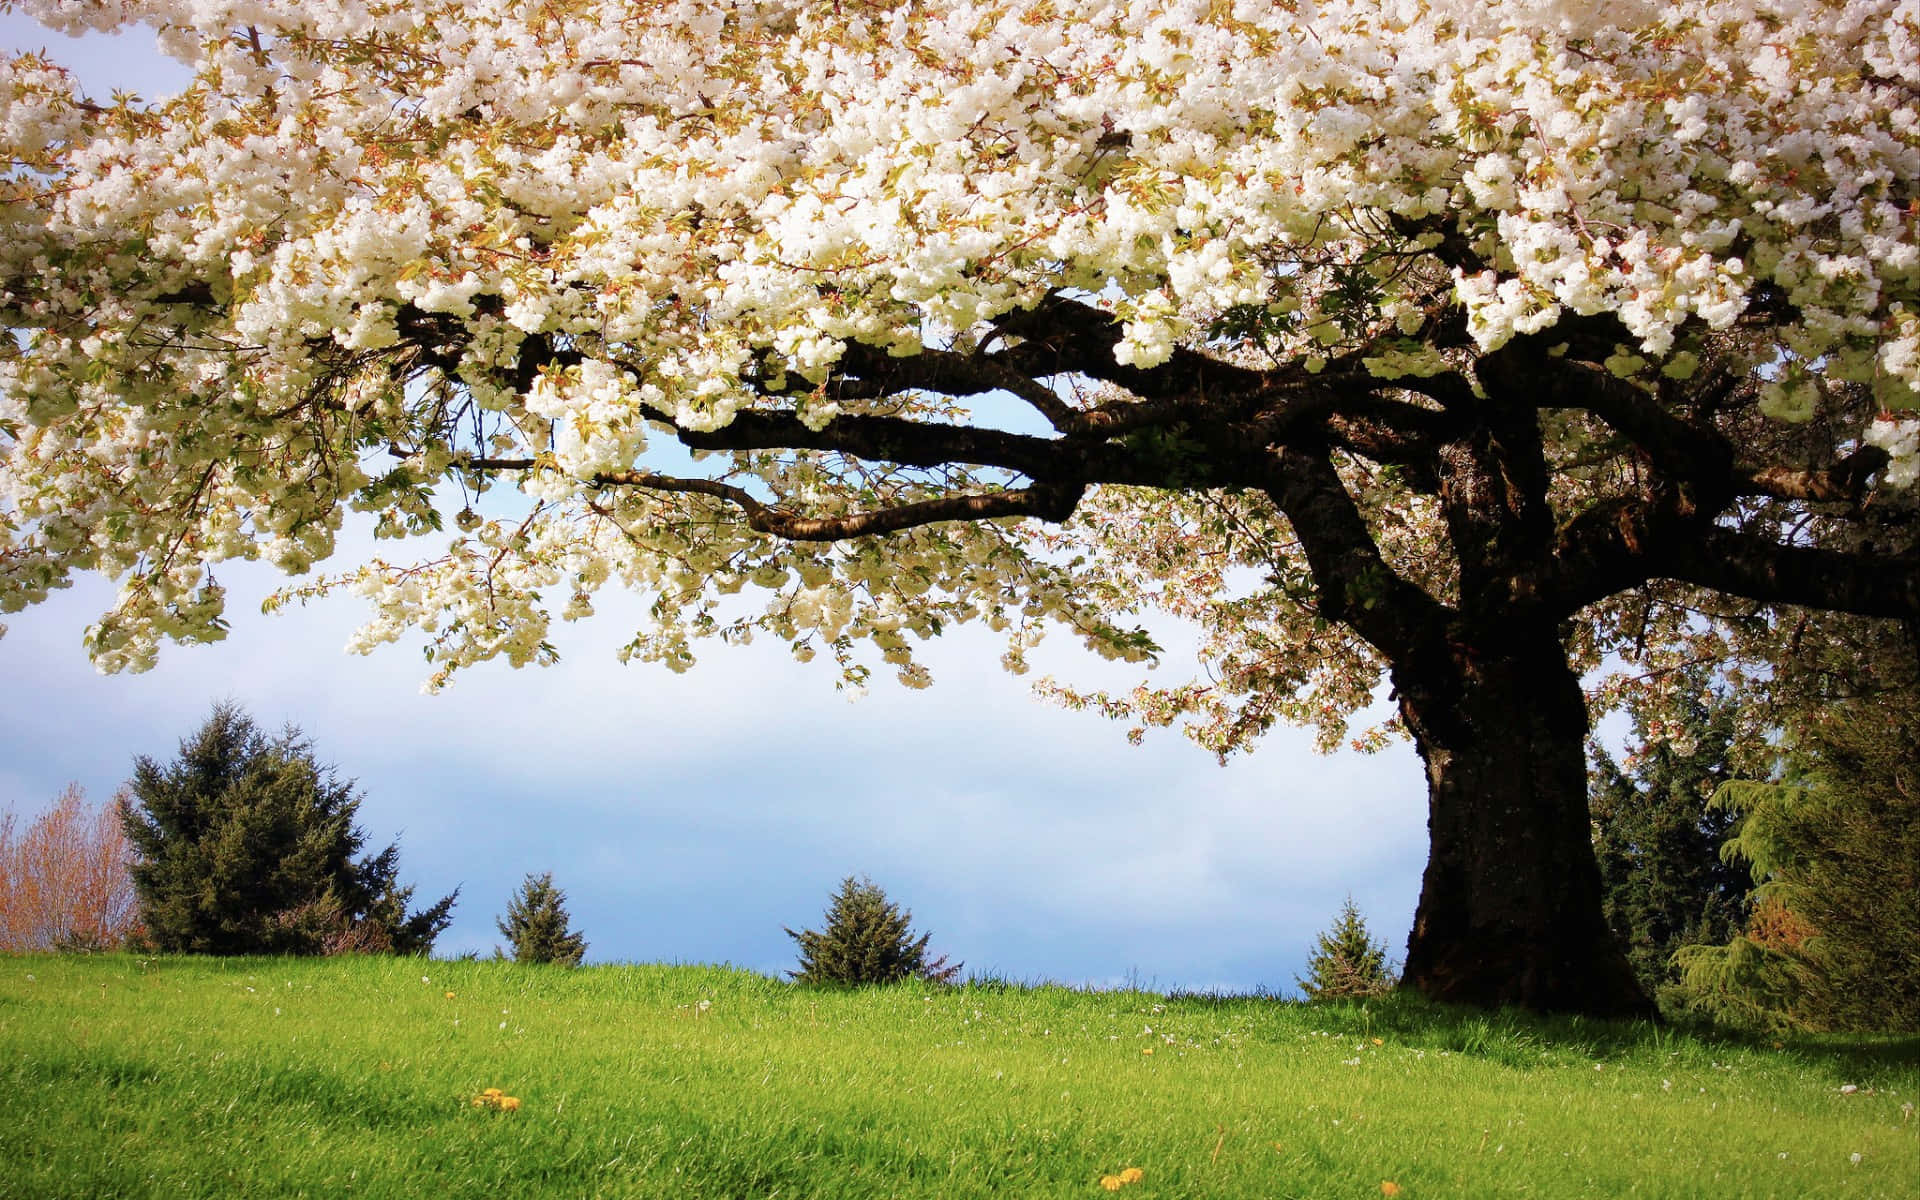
[1550,495,1920,621]
[1548,496,1681,612]
[991,292,1270,401]
[1258,443,1451,663]
[1667,527,1920,621]
[1507,353,1737,506]
[1319,396,1460,489]
[588,470,1086,540]
[788,342,1087,433]
[1735,444,1892,503]
[466,459,1086,539]
[676,411,1065,478]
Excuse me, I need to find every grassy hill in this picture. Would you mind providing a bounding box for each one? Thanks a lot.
[3,954,1915,1197]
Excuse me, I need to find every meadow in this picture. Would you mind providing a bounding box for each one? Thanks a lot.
[2,954,1916,1198]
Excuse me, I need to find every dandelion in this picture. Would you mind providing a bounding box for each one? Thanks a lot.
[1381,1183,1401,1197]
[1371,1038,1384,1046]
[473,1087,521,1112]
[1097,1165,1144,1191]
[445,991,455,999]
[1141,1047,1153,1056]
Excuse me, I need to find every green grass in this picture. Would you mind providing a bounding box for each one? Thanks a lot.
[2,955,1916,1198]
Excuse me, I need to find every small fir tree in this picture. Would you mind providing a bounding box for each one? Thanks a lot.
[1297,896,1397,1001]
[495,872,588,966]
[120,703,457,955]
[786,875,961,986]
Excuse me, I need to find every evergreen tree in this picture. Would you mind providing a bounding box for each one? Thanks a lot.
[1588,678,1753,997]
[786,875,961,986]
[495,872,587,966]
[119,703,457,955]
[1297,896,1396,1001]
[1675,687,1920,1032]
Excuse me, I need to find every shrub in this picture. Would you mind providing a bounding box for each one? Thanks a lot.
[786,875,961,986]
[496,872,587,966]
[0,784,140,951]
[1297,895,1397,1001]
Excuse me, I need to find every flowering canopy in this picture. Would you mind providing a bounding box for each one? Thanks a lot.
[1,0,1914,715]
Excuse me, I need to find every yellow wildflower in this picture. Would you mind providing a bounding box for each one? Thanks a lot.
[1381,1182,1401,1197]
[472,1087,521,1112]
[1119,1167,1144,1183]
[1100,1177,1125,1192]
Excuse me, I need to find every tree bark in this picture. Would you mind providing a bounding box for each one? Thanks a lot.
[1392,626,1655,1018]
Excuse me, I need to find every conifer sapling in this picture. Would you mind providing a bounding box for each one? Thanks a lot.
[1298,896,1398,1001]
[496,871,588,967]
[786,875,961,986]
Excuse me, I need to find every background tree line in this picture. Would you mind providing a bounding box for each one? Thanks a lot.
[1590,618,1920,1032]
[7,686,1915,1029]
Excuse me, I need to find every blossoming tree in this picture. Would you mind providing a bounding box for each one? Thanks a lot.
[4,0,1918,1014]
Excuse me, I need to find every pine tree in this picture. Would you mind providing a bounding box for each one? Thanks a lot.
[1297,896,1396,1001]
[119,703,457,955]
[785,875,961,986]
[1588,678,1754,996]
[495,872,587,966]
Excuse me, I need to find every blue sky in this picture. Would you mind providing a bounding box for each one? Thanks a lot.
[0,13,1429,990]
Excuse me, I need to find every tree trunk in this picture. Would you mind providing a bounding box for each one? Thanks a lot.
[1393,628,1655,1018]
